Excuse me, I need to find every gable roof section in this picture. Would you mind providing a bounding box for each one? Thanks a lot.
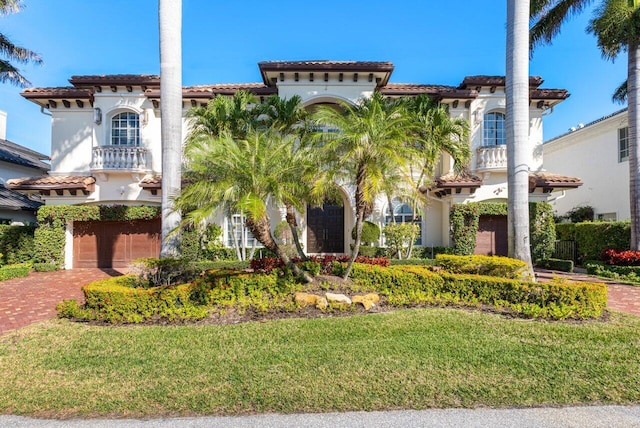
[0,139,50,172]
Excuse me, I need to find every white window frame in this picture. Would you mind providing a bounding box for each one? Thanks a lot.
[619,127,629,163]
[226,213,262,249]
[483,111,506,146]
[110,111,140,146]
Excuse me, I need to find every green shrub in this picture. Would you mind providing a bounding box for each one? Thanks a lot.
[565,205,595,223]
[585,262,640,283]
[0,225,35,265]
[383,223,420,259]
[346,263,606,319]
[555,223,576,241]
[389,258,437,266]
[58,275,209,324]
[414,246,455,259]
[535,258,574,273]
[130,258,201,288]
[352,221,381,245]
[529,202,556,262]
[32,262,59,272]
[0,263,31,281]
[435,254,530,280]
[575,221,630,261]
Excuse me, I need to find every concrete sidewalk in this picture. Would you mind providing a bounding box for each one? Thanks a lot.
[2,405,640,427]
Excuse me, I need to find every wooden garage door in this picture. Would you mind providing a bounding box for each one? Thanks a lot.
[73,219,161,268]
[474,215,508,256]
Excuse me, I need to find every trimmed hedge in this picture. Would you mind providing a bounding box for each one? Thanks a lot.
[58,275,209,324]
[435,254,530,280]
[0,225,35,265]
[347,263,606,319]
[0,263,31,281]
[575,221,630,261]
[585,262,640,283]
[536,258,574,273]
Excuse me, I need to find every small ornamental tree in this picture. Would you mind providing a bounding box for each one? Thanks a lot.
[384,223,420,260]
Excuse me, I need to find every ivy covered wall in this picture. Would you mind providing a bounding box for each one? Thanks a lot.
[450,202,555,262]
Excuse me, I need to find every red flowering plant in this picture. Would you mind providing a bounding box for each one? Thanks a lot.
[601,248,640,266]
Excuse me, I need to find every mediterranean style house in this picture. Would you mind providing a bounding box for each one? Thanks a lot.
[544,108,628,221]
[8,60,581,268]
[0,110,49,224]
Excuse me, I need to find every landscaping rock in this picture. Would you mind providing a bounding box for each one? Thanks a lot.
[325,293,352,305]
[294,292,329,310]
[315,297,328,310]
[352,293,380,310]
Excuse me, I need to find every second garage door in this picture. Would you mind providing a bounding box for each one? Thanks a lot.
[73,219,161,268]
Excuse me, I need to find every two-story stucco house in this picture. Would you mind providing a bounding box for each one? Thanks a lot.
[544,108,629,221]
[0,110,49,224]
[8,60,580,268]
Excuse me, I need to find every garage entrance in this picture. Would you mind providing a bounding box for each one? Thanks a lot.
[73,219,161,268]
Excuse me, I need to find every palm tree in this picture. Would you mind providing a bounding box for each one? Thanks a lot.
[531,0,640,249]
[406,94,471,189]
[312,92,415,279]
[507,0,535,278]
[0,0,42,87]
[257,95,313,259]
[176,129,314,283]
[159,0,182,258]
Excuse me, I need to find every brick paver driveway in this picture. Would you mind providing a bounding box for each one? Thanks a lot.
[0,269,126,335]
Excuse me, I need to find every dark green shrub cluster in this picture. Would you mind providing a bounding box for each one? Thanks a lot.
[555,223,576,241]
[346,263,606,319]
[535,258,574,273]
[0,225,35,265]
[435,254,530,280]
[389,258,437,266]
[575,221,630,262]
[529,202,556,262]
[351,221,381,245]
[130,258,204,288]
[57,276,209,324]
[32,262,59,272]
[0,263,31,281]
[413,246,455,259]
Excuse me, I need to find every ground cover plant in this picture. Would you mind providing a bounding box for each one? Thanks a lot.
[1,310,639,418]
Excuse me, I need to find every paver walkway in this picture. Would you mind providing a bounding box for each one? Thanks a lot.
[1,267,639,336]
[0,268,127,335]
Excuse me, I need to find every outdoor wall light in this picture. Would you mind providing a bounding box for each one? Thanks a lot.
[93,107,102,125]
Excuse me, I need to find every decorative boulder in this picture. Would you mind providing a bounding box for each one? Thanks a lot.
[352,293,380,310]
[294,292,328,310]
[325,293,352,305]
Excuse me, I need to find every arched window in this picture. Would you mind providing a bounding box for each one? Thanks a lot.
[483,111,506,146]
[111,112,140,146]
[385,198,422,246]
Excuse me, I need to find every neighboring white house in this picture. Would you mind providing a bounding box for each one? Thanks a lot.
[0,110,49,224]
[544,108,628,221]
[8,60,580,268]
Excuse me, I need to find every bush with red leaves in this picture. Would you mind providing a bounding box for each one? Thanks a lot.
[601,248,640,266]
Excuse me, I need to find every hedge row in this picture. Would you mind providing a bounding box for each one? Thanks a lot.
[555,221,631,262]
[434,254,530,279]
[347,263,607,320]
[0,263,31,281]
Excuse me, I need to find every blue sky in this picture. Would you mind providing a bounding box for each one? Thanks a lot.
[0,0,627,156]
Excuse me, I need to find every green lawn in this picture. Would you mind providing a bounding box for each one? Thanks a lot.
[1,308,639,418]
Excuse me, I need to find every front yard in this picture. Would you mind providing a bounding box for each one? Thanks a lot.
[1,307,639,418]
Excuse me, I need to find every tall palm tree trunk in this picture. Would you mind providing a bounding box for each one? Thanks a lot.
[506,0,534,279]
[629,42,640,250]
[246,216,313,283]
[159,0,182,258]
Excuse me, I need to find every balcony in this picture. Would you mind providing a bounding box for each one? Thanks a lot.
[91,146,149,173]
[475,145,507,171]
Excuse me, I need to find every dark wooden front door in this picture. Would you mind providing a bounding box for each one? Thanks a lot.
[475,215,508,256]
[73,219,161,268]
[307,203,344,253]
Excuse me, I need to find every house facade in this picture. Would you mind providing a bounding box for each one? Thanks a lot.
[9,60,579,268]
[0,110,49,224]
[544,108,628,221]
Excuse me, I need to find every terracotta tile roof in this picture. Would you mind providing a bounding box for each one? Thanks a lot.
[145,83,277,99]
[434,171,483,188]
[139,174,161,188]
[7,175,95,191]
[258,60,395,72]
[380,84,478,100]
[21,87,93,99]
[529,172,583,191]
[69,74,160,87]
[459,75,544,89]
[530,88,570,100]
